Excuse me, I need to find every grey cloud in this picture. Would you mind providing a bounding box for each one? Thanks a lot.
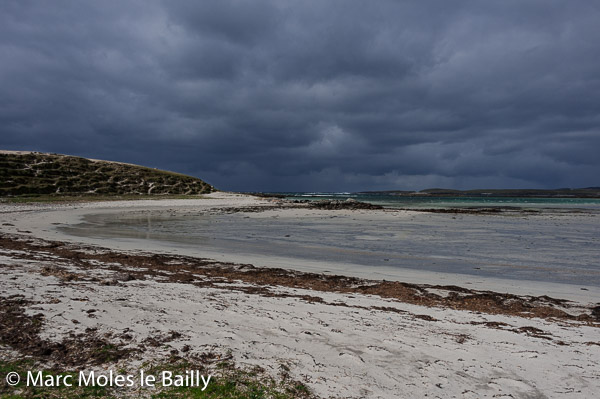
[1,0,599,191]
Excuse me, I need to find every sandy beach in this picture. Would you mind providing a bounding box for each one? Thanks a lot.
[1,193,599,398]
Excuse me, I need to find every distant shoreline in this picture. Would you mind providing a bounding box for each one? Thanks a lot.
[260,187,600,199]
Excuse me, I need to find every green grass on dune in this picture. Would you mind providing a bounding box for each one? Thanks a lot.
[0,152,215,198]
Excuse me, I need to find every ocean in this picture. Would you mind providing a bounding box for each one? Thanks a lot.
[273,192,600,211]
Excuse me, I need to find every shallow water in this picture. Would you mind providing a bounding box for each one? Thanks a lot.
[60,208,600,287]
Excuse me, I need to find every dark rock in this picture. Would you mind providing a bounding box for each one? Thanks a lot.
[310,200,383,210]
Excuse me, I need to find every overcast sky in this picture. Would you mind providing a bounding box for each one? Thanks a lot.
[1,1,599,192]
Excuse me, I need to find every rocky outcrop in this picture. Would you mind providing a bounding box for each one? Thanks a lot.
[309,198,384,210]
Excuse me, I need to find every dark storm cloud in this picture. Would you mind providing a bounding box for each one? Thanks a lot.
[1,0,599,191]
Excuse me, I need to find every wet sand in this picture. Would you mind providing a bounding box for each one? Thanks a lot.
[3,192,600,302]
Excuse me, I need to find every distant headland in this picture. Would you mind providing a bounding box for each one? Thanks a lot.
[359,187,600,198]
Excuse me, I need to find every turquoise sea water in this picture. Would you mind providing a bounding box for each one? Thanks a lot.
[273,192,600,211]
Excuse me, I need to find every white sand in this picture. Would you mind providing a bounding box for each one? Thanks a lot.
[1,243,599,398]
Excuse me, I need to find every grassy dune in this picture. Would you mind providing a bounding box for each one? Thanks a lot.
[0,152,214,198]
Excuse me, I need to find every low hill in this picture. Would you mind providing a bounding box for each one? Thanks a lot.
[0,151,214,197]
[361,187,600,198]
